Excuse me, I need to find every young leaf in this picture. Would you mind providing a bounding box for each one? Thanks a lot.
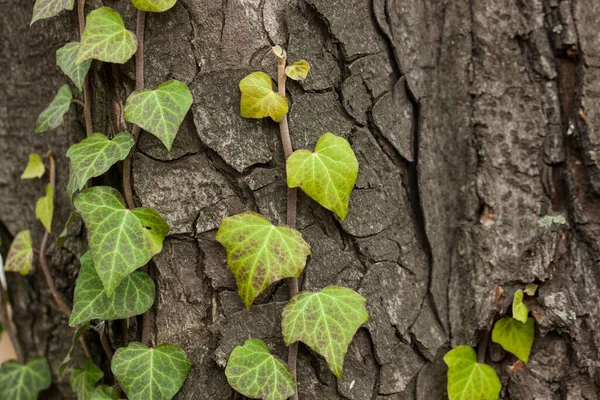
[59,323,90,377]
[287,133,358,220]
[272,45,286,59]
[111,342,192,400]
[75,7,137,65]
[285,60,310,81]
[524,283,538,296]
[69,252,155,327]
[91,385,120,399]
[30,0,74,25]
[57,212,79,249]
[5,230,33,275]
[56,42,92,91]
[216,212,311,309]
[444,346,501,400]
[70,358,104,400]
[74,186,169,296]
[131,0,176,12]
[512,289,528,323]
[239,72,288,122]
[67,133,134,197]
[36,84,72,133]
[492,317,535,363]
[225,339,295,400]
[123,80,192,151]
[36,184,54,233]
[0,357,52,400]
[281,286,368,378]
[21,154,45,179]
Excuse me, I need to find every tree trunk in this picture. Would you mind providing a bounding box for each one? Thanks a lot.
[2,0,600,398]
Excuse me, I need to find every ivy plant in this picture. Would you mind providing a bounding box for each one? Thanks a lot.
[4,230,33,275]
[0,357,52,400]
[21,154,45,179]
[35,84,72,133]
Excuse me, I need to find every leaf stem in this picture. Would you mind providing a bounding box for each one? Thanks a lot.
[71,99,85,108]
[77,0,92,136]
[0,281,25,363]
[477,329,490,364]
[278,52,299,400]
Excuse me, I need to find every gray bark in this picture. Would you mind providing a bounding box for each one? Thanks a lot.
[1,0,600,398]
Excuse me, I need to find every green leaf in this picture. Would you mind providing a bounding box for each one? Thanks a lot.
[111,342,191,400]
[67,133,134,197]
[5,231,33,275]
[21,154,45,179]
[524,283,538,296]
[36,84,72,133]
[123,80,192,151]
[75,7,137,65]
[285,60,310,81]
[30,0,74,25]
[281,286,368,378]
[131,0,176,12]
[57,42,92,91]
[91,385,120,400]
[36,184,54,233]
[491,317,535,363]
[272,45,286,59]
[57,212,79,249]
[216,212,311,309]
[70,358,104,400]
[69,252,154,326]
[59,323,91,377]
[225,339,295,400]
[0,357,52,400]
[239,72,288,123]
[287,133,358,220]
[443,346,501,400]
[74,186,169,296]
[512,289,528,323]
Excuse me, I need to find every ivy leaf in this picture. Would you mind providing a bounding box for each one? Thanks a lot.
[524,283,538,296]
[30,0,74,26]
[57,212,79,249]
[512,289,528,323]
[91,385,120,399]
[74,186,169,296]
[5,231,33,275]
[56,42,92,91]
[69,252,155,327]
[0,357,52,400]
[21,154,45,179]
[70,358,104,400]
[36,84,72,133]
[123,80,192,151]
[287,133,358,220]
[272,45,286,59]
[111,342,191,400]
[239,72,288,123]
[285,60,310,81]
[131,0,176,12]
[443,346,501,400]
[225,339,295,400]
[67,133,134,197]
[36,184,54,233]
[59,323,90,377]
[492,317,535,363]
[216,212,311,309]
[281,286,368,378]
[75,7,137,65]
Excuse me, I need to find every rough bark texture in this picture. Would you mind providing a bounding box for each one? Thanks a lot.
[2,0,600,399]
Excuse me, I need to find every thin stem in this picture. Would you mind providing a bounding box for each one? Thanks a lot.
[77,0,92,136]
[278,54,299,400]
[477,329,489,364]
[99,330,114,361]
[71,99,85,107]
[0,282,25,363]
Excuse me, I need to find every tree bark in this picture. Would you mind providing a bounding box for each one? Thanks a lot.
[2,0,600,399]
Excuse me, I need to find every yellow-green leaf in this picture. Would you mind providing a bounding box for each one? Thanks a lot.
[30,0,74,25]
[216,212,311,309]
[524,283,538,296]
[226,339,295,400]
[131,0,176,12]
[444,346,501,400]
[21,154,45,179]
[287,133,358,220]
[239,72,288,123]
[512,289,528,323]
[5,231,33,275]
[57,42,92,91]
[36,84,72,133]
[285,60,310,81]
[272,45,286,59]
[492,317,535,363]
[91,385,120,399]
[281,286,368,378]
[0,357,52,400]
[123,80,192,151]
[76,7,137,65]
[36,184,54,233]
[70,358,103,400]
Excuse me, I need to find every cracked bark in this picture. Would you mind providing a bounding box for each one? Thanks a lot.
[2,0,600,398]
